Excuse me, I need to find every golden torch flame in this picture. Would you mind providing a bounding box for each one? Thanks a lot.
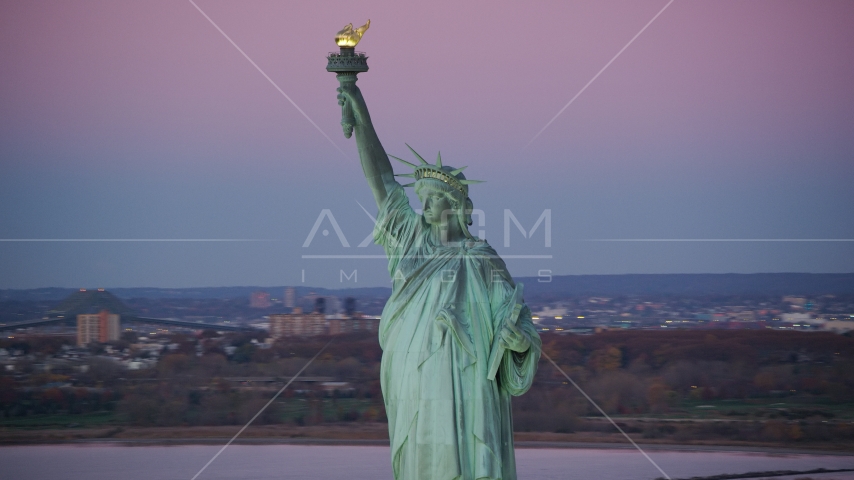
[335,19,370,48]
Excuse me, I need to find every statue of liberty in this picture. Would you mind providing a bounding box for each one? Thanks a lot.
[332,26,541,479]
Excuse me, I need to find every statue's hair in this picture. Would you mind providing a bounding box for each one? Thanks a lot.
[415,177,461,202]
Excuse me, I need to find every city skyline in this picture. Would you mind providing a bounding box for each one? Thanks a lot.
[1,0,853,288]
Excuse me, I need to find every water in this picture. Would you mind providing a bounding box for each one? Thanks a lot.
[1,444,852,480]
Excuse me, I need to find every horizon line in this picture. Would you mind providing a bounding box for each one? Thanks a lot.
[4,272,854,292]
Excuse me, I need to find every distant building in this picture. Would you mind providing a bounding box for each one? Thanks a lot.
[250,291,271,309]
[732,311,757,322]
[326,296,341,315]
[349,315,380,333]
[284,287,296,308]
[327,315,348,335]
[77,310,120,346]
[328,313,380,335]
[320,381,353,394]
[824,319,854,333]
[781,312,815,324]
[269,307,327,337]
[344,297,356,316]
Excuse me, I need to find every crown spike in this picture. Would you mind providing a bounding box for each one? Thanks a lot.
[394,173,416,178]
[459,180,485,185]
[448,166,468,176]
[405,143,429,165]
[401,183,416,188]
[436,151,442,168]
[388,154,418,168]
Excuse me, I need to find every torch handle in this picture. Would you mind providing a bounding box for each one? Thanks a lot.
[336,73,358,138]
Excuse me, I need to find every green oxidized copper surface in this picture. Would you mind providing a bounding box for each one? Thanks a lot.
[327,48,367,138]
[329,25,541,479]
[326,51,369,73]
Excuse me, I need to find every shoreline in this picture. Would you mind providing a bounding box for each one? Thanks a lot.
[53,439,854,456]
[1,424,852,456]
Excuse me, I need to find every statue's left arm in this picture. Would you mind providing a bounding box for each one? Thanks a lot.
[499,306,541,396]
[487,263,541,395]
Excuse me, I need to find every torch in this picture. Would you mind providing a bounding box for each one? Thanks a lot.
[327,20,370,138]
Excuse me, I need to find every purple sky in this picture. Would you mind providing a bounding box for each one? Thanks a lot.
[1,0,853,289]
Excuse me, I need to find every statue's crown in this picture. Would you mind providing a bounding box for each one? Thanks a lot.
[390,144,483,197]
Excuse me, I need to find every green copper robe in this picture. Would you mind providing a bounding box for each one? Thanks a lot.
[374,185,541,480]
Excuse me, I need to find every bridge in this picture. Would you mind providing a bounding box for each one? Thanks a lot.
[0,315,258,332]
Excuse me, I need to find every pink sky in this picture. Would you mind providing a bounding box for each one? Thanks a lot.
[3,1,851,171]
[1,0,853,287]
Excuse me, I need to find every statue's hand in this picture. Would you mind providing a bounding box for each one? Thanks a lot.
[500,322,531,353]
[336,84,368,127]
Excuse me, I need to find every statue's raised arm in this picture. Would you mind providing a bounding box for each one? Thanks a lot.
[336,84,397,208]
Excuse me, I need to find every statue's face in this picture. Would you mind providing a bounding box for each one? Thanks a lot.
[420,189,454,226]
